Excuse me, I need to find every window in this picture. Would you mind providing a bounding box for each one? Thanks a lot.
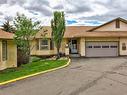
[102,46,109,48]
[93,46,101,48]
[122,43,126,50]
[110,46,117,48]
[87,46,92,48]
[40,39,48,50]
[2,41,7,61]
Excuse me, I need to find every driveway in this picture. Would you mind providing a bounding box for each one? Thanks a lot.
[1,57,127,95]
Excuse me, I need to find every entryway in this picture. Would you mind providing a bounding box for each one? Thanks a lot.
[68,39,80,57]
[69,39,78,54]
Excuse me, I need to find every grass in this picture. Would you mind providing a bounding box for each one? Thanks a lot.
[0,59,68,83]
[30,56,42,62]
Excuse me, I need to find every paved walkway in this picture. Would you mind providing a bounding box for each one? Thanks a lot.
[1,57,127,95]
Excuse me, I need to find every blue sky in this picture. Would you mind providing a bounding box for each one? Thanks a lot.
[67,20,77,25]
[0,0,127,26]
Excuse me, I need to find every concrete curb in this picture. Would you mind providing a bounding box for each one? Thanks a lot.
[0,58,71,86]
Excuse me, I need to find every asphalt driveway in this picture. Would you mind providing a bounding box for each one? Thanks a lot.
[1,57,127,95]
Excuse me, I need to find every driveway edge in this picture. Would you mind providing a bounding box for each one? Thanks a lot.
[0,58,71,86]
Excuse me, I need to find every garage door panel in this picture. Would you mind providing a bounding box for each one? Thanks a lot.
[86,42,118,57]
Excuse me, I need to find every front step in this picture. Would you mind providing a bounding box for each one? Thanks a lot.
[69,54,80,57]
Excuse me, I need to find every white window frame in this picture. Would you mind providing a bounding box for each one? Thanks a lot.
[2,40,7,61]
[40,39,49,50]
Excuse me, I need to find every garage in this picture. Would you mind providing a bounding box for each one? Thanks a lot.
[86,42,118,57]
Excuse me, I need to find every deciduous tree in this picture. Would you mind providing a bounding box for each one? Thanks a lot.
[14,13,41,63]
[51,11,65,59]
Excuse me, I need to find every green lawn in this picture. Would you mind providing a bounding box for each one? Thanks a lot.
[0,59,68,83]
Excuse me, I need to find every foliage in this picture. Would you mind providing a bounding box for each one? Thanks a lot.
[30,56,42,62]
[1,20,15,32]
[51,11,65,59]
[14,13,41,63]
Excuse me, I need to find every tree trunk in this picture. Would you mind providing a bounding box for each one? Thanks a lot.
[27,47,31,63]
[56,47,60,60]
[17,48,30,65]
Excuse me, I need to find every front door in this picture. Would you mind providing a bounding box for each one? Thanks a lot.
[69,39,78,54]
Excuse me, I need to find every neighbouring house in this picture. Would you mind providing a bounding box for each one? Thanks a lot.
[31,17,127,57]
[0,30,17,70]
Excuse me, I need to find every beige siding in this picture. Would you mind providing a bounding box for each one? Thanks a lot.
[95,21,127,31]
[0,41,6,70]
[0,40,17,70]
[86,37,119,41]
[60,39,67,53]
[80,38,85,56]
[31,37,127,57]
[31,38,68,56]
[7,40,17,68]
[33,50,56,56]
[30,40,38,55]
[119,38,127,55]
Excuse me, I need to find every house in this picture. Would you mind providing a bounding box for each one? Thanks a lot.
[0,30,17,70]
[31,17,127,57]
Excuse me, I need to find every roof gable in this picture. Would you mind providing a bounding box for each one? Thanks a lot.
[0,29,14,39]
[88,17,127,32]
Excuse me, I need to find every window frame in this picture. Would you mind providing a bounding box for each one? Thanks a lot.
[102,46,109,48]
[93,46,101,48]
[40,39,49,50]
[2,40,7,61]
[110,46,118,48]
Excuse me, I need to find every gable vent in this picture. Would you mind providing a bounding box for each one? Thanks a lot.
[116,19,120,28]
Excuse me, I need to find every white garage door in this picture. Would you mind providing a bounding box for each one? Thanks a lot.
[86,42,118,57]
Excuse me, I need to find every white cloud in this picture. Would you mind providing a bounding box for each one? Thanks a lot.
[49,0,62,8]
[0,0,126,26]
[0,4,33,20]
